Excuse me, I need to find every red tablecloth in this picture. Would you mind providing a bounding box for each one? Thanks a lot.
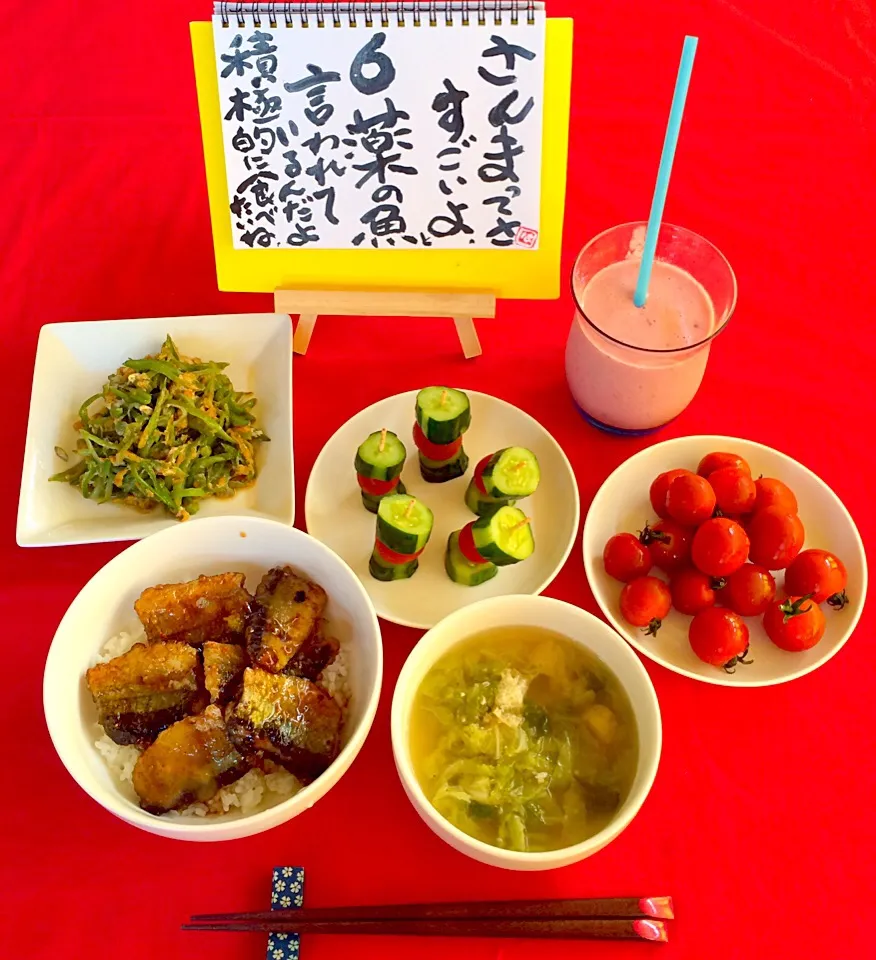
[3,2,874,957]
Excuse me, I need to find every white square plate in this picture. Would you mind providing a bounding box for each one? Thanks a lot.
[17,314,294,546]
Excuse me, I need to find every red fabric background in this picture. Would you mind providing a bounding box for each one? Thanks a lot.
[2,2,874,957]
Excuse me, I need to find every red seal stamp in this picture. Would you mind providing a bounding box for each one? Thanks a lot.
[514,226,538,248]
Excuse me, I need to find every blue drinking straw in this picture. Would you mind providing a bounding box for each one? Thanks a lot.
[633,35,699,308]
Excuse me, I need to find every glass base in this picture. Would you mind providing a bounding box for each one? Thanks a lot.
[573,400,673,437]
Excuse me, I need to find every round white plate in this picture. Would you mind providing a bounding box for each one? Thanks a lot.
[582,436,867,687]
[306,390,580,629]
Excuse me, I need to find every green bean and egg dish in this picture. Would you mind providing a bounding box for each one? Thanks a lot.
[50,336,267,520]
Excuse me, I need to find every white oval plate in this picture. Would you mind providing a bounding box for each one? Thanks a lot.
[306,390,580,629]
[582,436,867,687]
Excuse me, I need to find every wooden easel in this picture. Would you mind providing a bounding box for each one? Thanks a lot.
[273,289,494,359]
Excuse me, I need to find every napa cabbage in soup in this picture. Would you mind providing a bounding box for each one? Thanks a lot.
[409,627,638,853]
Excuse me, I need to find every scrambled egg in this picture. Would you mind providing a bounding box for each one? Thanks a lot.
[492,668,530,728]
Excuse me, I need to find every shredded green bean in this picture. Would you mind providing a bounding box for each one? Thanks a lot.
[49,335,268,521]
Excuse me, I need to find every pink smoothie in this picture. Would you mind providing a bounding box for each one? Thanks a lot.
[566,258,716,431]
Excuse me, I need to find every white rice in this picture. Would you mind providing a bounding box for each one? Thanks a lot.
[318,647,351,710]
[92,629,351,818]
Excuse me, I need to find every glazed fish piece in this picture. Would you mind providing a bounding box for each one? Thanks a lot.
[286,618,339,681]
[134,572,251,645]
[203,641,248,704]
[86,642,206,746]
[246,567,327,672]
[227,668,341,782]
[132,706,248,814]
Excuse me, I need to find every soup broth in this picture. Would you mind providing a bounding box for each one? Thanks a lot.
[409,626,639,853]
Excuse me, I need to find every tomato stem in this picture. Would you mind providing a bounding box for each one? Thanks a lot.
[827,589,849,610]
[642,618,663,637]
[638,524,668,545]
[780,593,815,623]
[710,577,727,591]
[723,644,753,673]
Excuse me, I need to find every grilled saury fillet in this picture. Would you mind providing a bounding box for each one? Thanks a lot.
[134,572,251,645]
[85,642,206,746]
[246,567,327,672]
[227,668,341,781]
[132,706,248,813]
[203,641,248,704]
[285,618,339,681]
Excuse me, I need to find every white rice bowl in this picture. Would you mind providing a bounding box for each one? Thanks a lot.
[91,629,352,819]
[43,517,383,842]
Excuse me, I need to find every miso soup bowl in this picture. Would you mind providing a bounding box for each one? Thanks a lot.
[391,595,662,871]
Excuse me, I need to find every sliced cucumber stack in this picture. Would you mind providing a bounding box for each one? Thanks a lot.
[355,429,407,513]
[445,531,498,586]
[413,386,471,484]
[415,387,471,444]
[361,479,406,515]
[480,447,540,498]
[355,429,406,481]
[377,494,434,555]
[369,494,434,582]
[464,478,505,517]
[370,548,419,581]
[418,448,470,483]
[470,505,535,567]
[465,447,540,517]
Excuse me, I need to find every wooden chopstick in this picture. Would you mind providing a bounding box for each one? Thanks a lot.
[182,917,668,941]
[190,896,674,924]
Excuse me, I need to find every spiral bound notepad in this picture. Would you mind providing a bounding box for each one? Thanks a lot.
[212,2,546,251]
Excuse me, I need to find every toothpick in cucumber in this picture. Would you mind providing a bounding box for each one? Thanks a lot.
[465,446,540,517]
[355,428,407,514]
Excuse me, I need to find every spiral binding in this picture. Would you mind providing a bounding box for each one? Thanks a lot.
[215,2,540,29]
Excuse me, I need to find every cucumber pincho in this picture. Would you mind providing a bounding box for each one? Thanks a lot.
[465,446,541,517]
[444,530,498,587]
[446,505,535,585]
[413,386,471,483]
[369,494,434,582]
[355,428,407,514]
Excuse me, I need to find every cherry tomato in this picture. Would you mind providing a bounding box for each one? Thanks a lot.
[666,473,717,526]
[670,568,717,616]
[747,507,805,570]
[784,549,848,607]
[374,539,425,564]
[472,455,492,494]
[458,522,487,564]
[356,474,401,496]
[620,576,672,634]
[688,607,752,672]
[649,468,695,520]
[722,563,776,616]
[697,452,751,478]
[753,477,798,516]
[640,519,693,572]
[691,517,750,578]
[412,422,463,461]
[603,533,653,582]
[763,594,826,651]
[708,466,757,515]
